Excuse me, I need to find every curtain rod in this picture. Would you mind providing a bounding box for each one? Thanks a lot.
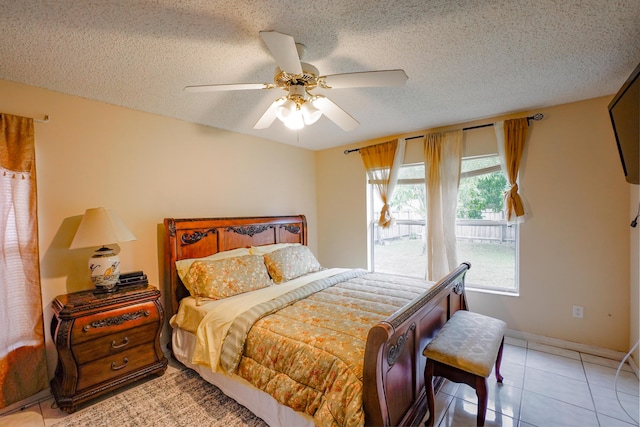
[343,113,544,155]
[1,113,50,123]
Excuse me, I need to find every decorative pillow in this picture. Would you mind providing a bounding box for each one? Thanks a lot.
[176,247,251,284]
[262,245,322,284]
[249,243,301,255]
[182,255,273,304]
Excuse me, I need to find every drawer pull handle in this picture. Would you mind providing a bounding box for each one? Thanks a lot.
[83,309,151,332]
[111,337,129,349]
[111,358,129,371]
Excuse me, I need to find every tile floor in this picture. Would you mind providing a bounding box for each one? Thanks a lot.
[1,338,638,427]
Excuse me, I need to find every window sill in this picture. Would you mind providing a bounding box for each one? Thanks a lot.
[466,286,519,297]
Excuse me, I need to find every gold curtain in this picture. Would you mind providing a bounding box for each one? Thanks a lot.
[0,114,48,409]
[500,118,529,223]
[424,130,462,280]
[360,139,399,228]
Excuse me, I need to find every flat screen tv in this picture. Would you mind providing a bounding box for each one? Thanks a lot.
[608,62,640,185]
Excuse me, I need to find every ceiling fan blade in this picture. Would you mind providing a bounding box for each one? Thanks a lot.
[254,98,286,129]
[259,31,303,75]
[184,83,271,92]
[321,70,408,89]
[312,96,359,131]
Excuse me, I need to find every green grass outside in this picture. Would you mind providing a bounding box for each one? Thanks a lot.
[374,238,516,291]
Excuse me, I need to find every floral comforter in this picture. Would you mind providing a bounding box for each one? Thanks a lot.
[218,270,434,427]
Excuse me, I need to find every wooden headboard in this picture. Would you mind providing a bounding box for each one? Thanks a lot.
[163,215,307,316]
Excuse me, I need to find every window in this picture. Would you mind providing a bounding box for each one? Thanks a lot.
[369,164,426,277]
[457,156,518,293]
[368,157,518,293]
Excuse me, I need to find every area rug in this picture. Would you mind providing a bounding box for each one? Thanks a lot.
[53,368,268,427]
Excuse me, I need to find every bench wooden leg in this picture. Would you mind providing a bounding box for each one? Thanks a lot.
[475,376,488,426]
[494,337,505,383]
[424,360,435,427]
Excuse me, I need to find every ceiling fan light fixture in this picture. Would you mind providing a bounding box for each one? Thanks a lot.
[276,98,297,121]
[283,107,304,130]
[301,100,322,125]
[187,31,407,134]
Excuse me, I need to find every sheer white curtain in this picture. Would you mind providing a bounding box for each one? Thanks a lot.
[424,130,462,280]
[0,114,47,409]
[495,118,529,224]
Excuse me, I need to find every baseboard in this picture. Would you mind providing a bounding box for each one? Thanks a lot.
[0,387,52,417]
[507,329,640,377]
[506,328,638,374]
[628,356,639,378]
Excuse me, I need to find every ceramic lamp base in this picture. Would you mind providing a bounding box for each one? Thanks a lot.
[89,247,121,292]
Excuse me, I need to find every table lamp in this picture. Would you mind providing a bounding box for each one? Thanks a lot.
[70,207,136,292]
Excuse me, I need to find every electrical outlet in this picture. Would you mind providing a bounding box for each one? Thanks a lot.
[572,305,584,319]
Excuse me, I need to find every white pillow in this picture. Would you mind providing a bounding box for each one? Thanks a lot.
[249,243,301,256]
[176,247,251,282]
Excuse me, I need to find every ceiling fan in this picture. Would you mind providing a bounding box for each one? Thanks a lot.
[184,31,408,131]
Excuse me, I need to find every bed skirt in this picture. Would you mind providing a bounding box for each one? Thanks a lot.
[172,327,314,427]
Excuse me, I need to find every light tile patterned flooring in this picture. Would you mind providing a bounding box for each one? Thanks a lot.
[433,338,639,427]
[1,338,639,426]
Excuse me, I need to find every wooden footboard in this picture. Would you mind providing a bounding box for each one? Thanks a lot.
[363,262,470,427]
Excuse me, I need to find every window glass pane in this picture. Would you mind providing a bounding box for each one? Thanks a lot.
[460,155,500,173]
[397,164,425,179]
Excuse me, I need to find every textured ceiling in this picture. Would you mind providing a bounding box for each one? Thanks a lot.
[1,0,639,150]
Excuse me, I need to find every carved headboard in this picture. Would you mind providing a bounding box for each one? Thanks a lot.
[163,215,308,316]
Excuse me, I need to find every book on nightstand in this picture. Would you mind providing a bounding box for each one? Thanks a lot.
[117,271,148,287]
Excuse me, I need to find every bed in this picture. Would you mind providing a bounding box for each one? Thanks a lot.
[164,215,469,427]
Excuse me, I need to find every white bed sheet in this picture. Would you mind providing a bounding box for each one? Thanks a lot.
[172,325,314,427]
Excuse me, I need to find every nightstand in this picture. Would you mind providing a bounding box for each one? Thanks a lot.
[50,285,168,413]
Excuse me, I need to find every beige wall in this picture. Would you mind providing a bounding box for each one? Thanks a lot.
[317,97,633,353]
[1,79,318,379]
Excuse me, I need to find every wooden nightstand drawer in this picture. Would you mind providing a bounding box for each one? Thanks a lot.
[72,322,158,364]
[76,343,159,391]
[51,285,168,413]
[71,300,159,344]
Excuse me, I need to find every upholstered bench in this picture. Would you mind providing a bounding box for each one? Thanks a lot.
[423,310,507,426]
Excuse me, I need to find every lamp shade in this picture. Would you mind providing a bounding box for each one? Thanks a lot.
[70,208,136,292]
[70,207,136,249]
